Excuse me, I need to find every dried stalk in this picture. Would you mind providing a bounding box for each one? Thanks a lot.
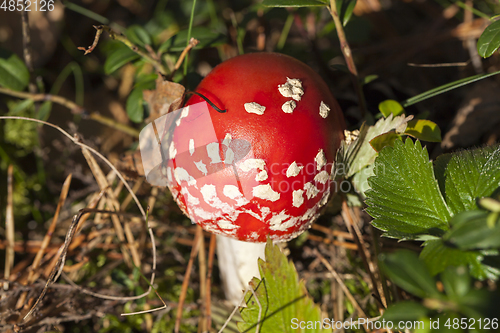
[3,165,14,292]
[174,225,202,333]
[328,0,367,117]
[79,25,169,75]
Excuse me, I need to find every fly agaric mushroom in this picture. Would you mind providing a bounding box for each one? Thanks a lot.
[140,52,345,304]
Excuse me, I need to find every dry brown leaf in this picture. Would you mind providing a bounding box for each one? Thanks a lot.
[143,77,185,123]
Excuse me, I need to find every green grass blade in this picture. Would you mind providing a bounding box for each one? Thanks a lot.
[402,69,500,107]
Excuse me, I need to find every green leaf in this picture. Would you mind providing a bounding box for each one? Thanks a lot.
[104,44,140,75]
[0,48,30,91]
[434,145,500,214]
[379,250,441,298]
[445,210,500,250]
[440,266,470,300]
[378,100,404,117]
[362,74,378,85]
[126,87,146,123]
[262,0,328,7]
[366,139,452,239]
[159,27,227,53]
[402,69,500,107]
[11,98,34,114]
[477,19,500,58]
[405,119,441,142]
[37,101,52,121]
[420,239,499,280]
[369,131,401,152]
[238,239,330,333]
[336,0,357,26]
[126,25,152,47]
[382,301,430,323]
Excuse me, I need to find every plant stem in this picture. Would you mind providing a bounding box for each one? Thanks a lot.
[328,0,367,117]
[0,87,140,138]
[184,0,198,76]
[79,25,169,76]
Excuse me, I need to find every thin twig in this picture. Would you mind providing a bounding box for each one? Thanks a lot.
[341,200,387,310]
[79,25,169,75]
[174,225,202,333]
[250,286,262,333]
[198,228,207,333]
[0,87,139,137]
[407,60,470,67]
[206,233,216,330]
[464,0,483,74]
[27,174,72,284]
[170,38,200,80]
[312,248,369,332]
[21,11,33,73]
[0,116,146,218]
[218,286,249,333]
[328,0,367,117]
[0,86,83,113]
[3,165,14,292]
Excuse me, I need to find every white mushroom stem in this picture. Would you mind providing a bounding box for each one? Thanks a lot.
[216,235,266,305]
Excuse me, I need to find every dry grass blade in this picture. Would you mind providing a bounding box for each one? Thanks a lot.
[26,173,72,285]
[81,147,136,266]
[15,209,91,330]
[0,116,162,326]
[198,229,207,333]
[341,200,387,310]
[312,248,369,332]
[206,233,216,330]
[175,225,202,333]
[3,165,14,292]
[0,116,146,218]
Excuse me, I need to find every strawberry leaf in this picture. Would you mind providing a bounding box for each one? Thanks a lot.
[365,139,451,240]
[434,145,500,215]
[238,239,330,333]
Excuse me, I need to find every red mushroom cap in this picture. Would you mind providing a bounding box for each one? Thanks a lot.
[159,52,344,242]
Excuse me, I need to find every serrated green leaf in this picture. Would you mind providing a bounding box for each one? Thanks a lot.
[369,131,401,152]
[440,266,470,300]
[366,139,452,239]
[477,19,500,58]
[405,119,441,142]
[0,48,30,91]
[382,301,430,323]
[434,145,500,215]
[104,45,140,75]
[420,239,499,280]
[379,100,404,117]
[262,0,328,7]
[126,25,152,47]
[159,27,226,53]
[445,210,500,250]
[238,239,330,333]
[379,250,441,298]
